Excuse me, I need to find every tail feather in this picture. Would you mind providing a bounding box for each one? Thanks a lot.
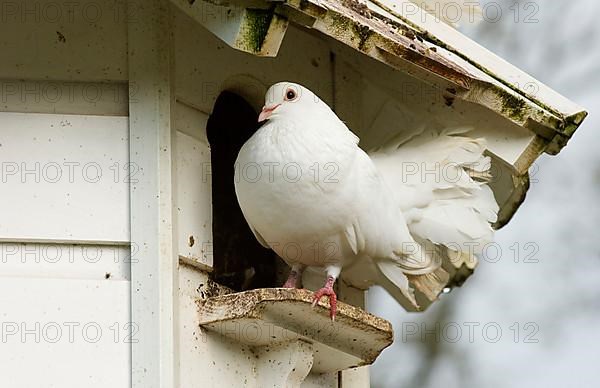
[391,236,442,275]
[375,260,419,311]
[371,125,498,256]
[370,124,498,305]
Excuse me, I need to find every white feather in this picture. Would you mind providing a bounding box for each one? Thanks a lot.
[370,125,498,258]
[235,82,499,309]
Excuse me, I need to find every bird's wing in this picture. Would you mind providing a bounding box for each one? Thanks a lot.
[369,125,498,255]
[342,148,443,276]
[407,0,483,27]
[347,124,498,309]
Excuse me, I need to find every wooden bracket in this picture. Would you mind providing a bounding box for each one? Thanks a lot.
[255,340,314,388]
[198,288,393,375]
[170,0,289,57]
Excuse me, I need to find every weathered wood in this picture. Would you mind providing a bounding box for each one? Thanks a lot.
[170,0,289,57]
[198,288,393,374]
[128,0,178,386]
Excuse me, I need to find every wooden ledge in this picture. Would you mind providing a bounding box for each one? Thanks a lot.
[197,288,393,373]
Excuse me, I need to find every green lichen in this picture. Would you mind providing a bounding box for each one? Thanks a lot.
[299,0,310,11]
[327,12,373,51]
[421,31,567,125]
[328,12,352,35]
[564,110,589,136]
[495,88,527,122]
[242,9,274,53]
[353,24,373,51]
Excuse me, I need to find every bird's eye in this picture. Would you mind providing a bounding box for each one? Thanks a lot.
[285,89,297,101]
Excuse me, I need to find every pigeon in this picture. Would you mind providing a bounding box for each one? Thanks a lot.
[234,82,498,320]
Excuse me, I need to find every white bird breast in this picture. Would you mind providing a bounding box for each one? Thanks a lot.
[234,121,366,269]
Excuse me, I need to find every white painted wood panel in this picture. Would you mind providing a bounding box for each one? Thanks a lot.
[0,243,130,280]
[0,112,130,244]
[175,129,212,267]
[128,1,178,386]
[174,8,334,113]
[178,265,256,388]
[174,101,209,142]
[0,79,129,116]
[0,277,131,388]
[0,0,127,82]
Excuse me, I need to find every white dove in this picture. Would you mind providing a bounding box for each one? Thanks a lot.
[234,82,498,320]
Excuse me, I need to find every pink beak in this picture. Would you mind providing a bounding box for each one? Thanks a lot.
[258,103,281,122]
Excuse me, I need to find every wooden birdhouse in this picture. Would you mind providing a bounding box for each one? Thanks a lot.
[0,0,586,387]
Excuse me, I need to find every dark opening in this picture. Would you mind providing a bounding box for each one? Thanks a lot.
[206,91,277,291]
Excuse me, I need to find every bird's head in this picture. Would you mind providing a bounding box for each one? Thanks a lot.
[258,82,328,123]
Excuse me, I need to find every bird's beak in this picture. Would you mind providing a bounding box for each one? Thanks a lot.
[258,103,281,122]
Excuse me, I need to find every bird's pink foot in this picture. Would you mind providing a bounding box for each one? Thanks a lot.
[311,276,337,321]
[282,270,302,289]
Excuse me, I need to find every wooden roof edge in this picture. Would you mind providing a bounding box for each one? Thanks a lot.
[280,0,587,153]
[169,0,587,153]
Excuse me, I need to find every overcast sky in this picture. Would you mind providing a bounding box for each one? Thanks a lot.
[370,1,600,387]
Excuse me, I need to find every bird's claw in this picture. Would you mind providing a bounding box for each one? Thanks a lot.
[311,286,337,321]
